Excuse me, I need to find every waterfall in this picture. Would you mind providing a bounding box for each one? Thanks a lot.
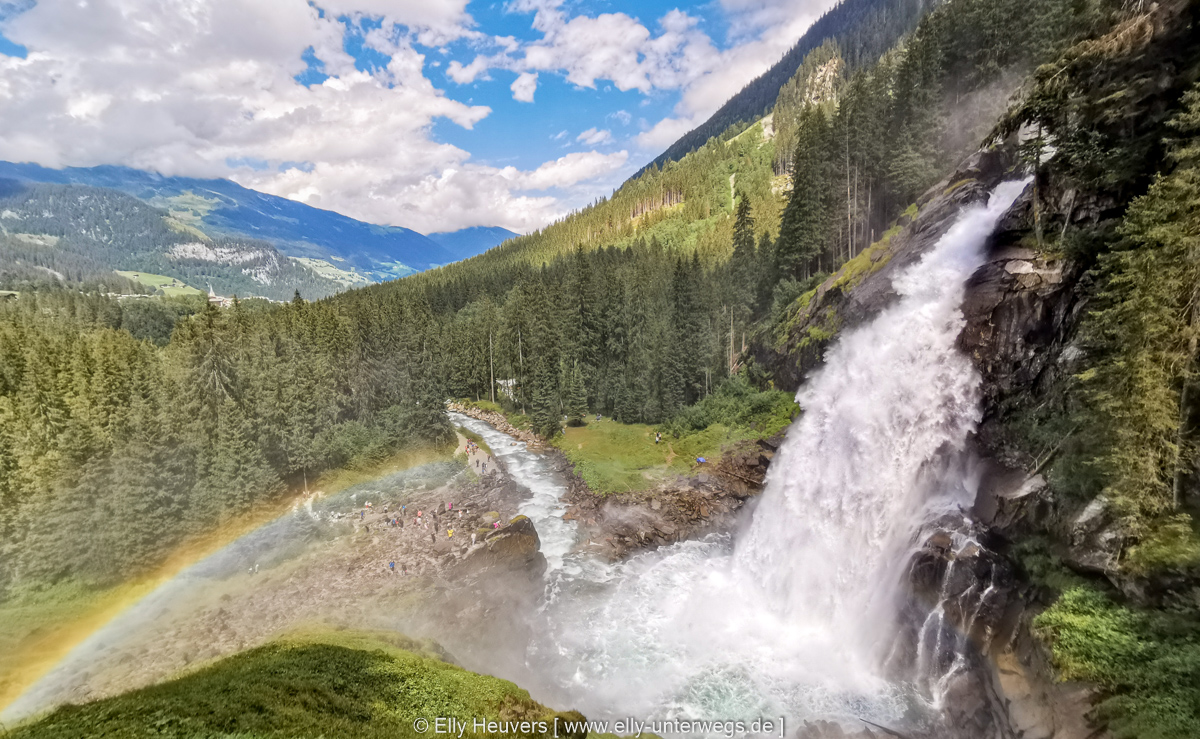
[531,180,1031,728]
[733,178,1031,666]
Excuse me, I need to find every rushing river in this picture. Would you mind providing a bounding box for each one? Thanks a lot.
[451,180,1031,734]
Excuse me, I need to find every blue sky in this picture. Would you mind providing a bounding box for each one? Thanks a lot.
[0,0,834,233]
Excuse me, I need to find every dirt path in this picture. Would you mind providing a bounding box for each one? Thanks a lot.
[456,432,496,476]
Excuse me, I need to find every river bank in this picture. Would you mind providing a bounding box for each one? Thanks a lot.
[447,401,781,561]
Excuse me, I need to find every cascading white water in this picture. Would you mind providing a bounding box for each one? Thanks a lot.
[524,180,1031,730]
[733,178,1032,664]
[448,412,578,572]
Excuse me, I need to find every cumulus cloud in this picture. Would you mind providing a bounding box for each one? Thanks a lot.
[576,127,613,146]
[610,109,632,126]
[509,150,627,190]
[447,0,841,156]
[511,71,538,103]
[0,0,845,233]
[0,0,632,233]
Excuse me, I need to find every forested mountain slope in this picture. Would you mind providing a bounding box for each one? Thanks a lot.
[0,180,341,300]
[428,226,521,261]
[638,0,936,176]
[0,161,470,280]
[346,0,1088,437]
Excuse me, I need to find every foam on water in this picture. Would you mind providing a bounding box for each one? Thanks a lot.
[450,412,578,572]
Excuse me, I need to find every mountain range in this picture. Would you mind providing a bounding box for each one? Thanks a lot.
[0,161,518,296]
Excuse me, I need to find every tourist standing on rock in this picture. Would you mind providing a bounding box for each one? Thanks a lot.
[389,561,394,573]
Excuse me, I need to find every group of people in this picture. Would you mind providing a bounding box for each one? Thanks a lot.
[463,439,490,475]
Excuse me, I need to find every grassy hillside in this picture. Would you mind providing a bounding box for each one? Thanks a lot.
[4,628,590,739]
[115,271,204,298]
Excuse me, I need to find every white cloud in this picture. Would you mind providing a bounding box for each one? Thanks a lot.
[447,56,493,84]
[0,0,846,233]
[511,71,538,103]
[636,116,700,151]
[610,109,632,125]
[0,0,633,233]
[236,150,626,233]
[575,127,613,146]
[509,150,627,190]
[447,0,842,156]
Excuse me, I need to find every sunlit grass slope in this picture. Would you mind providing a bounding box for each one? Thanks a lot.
[115,270,203,297]
[554,419,740,494]
[5,628,588,739]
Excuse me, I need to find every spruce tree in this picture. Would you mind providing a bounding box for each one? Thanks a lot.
[566,361,588,426]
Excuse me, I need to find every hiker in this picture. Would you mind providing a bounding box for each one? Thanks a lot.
[655,432,661,444]
[389,561,395,573]
[447,528,454,539]
[360,510,364,520]
[402,563,408,575]
[472,532,477,545]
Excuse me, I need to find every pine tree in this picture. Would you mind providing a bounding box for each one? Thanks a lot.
[566,361,588,426]
[530,357,562,438]
[776,106,832,281]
